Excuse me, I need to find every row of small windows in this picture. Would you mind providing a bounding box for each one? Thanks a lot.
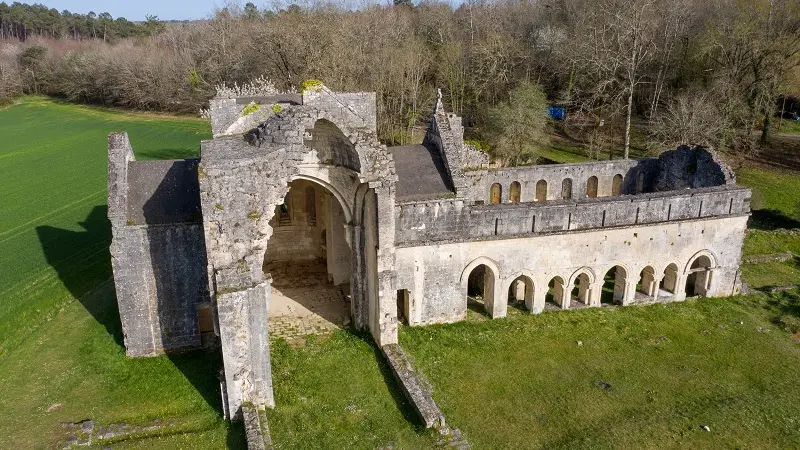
[489,173,644,205]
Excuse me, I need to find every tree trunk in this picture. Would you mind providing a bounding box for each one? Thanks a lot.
[624,86,633,159]
[760,112,771,144]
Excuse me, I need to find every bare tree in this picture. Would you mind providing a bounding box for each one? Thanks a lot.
[568,0,659,159]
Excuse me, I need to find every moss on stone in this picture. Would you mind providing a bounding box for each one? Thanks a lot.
[301,79,324,93]
[241,102,261,117]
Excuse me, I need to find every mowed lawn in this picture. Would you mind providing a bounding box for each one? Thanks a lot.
[401,293,800,449]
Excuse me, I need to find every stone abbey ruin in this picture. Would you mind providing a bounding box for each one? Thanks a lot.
[107,85,750,442]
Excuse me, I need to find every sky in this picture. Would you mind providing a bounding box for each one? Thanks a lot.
[33,0,412,22]
[35,0,225,21]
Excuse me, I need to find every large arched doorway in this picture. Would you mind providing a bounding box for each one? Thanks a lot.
[601,265,627,305]
[264,178,354,342]
[466,264,496,316]
[685,255,714,297]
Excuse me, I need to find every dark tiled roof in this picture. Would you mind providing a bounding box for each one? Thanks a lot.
[126,159,202,225]
[389,144,454,202]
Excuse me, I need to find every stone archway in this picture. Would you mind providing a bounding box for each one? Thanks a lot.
[199,103,397,420]
[263,178,355,344]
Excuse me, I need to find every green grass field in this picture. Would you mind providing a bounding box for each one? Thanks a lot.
[1,97,799,449]
[400,293,800,449]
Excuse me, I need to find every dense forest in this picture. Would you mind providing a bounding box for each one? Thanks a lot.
[0,2,163,41]
[1,0,799,162]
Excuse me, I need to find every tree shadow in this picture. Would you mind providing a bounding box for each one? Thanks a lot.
[748,209,800,230]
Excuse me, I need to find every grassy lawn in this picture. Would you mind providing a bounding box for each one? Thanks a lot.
[736,165,800,289]
[401,294,800,449]
[0,97,211,357]
[267,334,439,449]
[776,119,800,135]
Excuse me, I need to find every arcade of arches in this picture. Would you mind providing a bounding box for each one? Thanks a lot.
[464,253,716,316]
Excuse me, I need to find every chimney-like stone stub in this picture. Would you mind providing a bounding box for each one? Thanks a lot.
[107,131,135,226]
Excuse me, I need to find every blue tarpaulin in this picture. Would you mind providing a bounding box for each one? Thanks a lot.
[548,106,565,120]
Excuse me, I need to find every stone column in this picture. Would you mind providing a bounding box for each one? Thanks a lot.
[588,282,602,307]
[531,284,546,313]
[622,279,637,306]
[217,282,275,420]
[485,271,506,319]
[374,184,399,346]
[327,196,351,286]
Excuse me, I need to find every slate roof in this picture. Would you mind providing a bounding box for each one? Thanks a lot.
[389,144,454,202]
[126,159,203,225]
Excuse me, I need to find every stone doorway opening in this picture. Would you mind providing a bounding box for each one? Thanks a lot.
[264,178,353,344]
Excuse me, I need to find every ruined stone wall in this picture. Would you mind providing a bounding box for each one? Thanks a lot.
[460,146,733,204]
[462,159,650,203]
[111,224,208,356]
[200,101,397,419]
[108,132,210,357]
[395,186,751,246]
[394,214,748,325]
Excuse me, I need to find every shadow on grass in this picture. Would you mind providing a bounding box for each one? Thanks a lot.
[748,209,800,230]
[35,206,245,449]
[467,297,490,317]
[765,288,800,333]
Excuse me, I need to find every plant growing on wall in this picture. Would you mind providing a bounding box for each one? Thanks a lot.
[241,102,261,116]
[302,79,324,93]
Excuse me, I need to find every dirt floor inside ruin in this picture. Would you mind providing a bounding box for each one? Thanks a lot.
[265,260,351,345]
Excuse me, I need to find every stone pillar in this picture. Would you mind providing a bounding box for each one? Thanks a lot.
[327,196,351,286]
[641,267,657,298]
[578,276,591,305]
[623,279,637,305]
[515,280,526,302]
[555,280,567,309]
[485,271,506,319]
[217,282,275,420]
[613,268,627,303]
[588,282,602,307]
[531,285,546,313]
[374,184,399,346]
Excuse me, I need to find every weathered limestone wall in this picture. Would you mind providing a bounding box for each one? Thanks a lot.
[302,87,377,133]
[394,214,748,325]
[111,224,208,355]
[395,186,751,246]
[108,132,210,357]
[200,101,397,419]
[460,146,734,204]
